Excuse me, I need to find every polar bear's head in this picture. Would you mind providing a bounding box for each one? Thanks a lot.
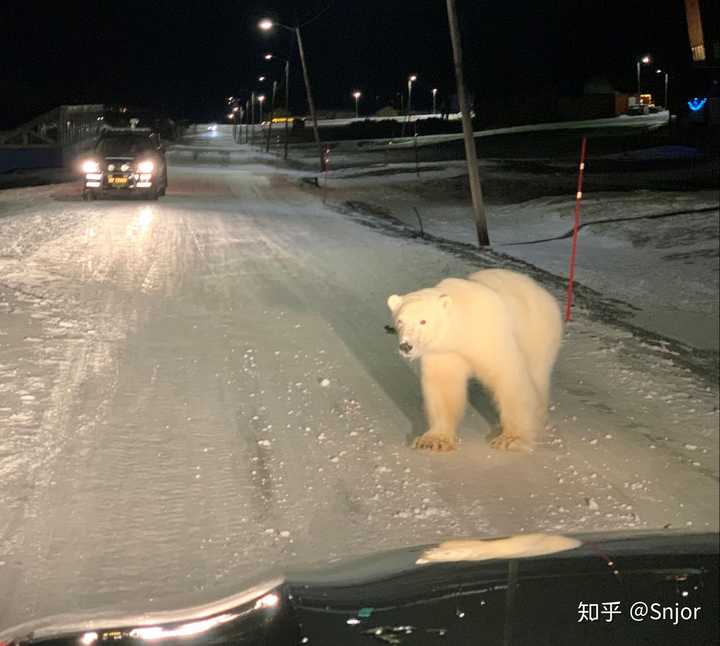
[386,288,452,361]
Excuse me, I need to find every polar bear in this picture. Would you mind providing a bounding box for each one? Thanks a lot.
[387,269,562,452]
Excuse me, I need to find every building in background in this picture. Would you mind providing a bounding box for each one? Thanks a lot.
[685,0,720,66]
[683,0,720,130]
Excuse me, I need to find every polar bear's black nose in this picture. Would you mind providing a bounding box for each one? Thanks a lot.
[399,342,413,354]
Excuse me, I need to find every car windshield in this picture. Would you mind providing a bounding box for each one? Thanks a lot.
[97,135,155,156]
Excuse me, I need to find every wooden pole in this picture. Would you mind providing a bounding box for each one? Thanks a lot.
[295,26,324,173]
[285,59,290,112]
[446,0,490,246]
[250,92,255,146]
[284,118,289,159]
[244,100,249,143]
[414,119,420,178]
[266,80,277,153]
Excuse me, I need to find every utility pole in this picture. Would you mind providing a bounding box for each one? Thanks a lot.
[446,0,489,246]
[266,80,278,152]
[285,58,290,112]
[407,76,415,116]
[295,26,323,173]
[250,91,256,146]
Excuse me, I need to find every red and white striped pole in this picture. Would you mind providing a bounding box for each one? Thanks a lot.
[564,136,588,322]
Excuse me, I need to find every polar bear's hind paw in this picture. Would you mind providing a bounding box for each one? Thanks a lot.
[489,434,533,452]
[413,432,457,452]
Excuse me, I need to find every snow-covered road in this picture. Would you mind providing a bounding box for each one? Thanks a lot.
[0,145,717,629]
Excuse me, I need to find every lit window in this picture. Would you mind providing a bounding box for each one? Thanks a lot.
[691,44,706,62]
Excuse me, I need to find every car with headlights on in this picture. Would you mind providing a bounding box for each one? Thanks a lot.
[81,128,168,200]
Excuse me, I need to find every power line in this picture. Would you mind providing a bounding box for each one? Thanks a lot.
[300,1,335,28]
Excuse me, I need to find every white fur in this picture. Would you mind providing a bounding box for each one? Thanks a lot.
[387,269,562,451]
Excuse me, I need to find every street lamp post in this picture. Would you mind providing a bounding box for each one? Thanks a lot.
[407,74,417,116]
[656,68,669,109]
[260,18,323,173]
[636,54,651,96]
[266,80,278,153]
[656,68,671,128]
[353,91,361,119]
[266,53,291,159]
[401,74,417,138]
[258,95,266,125]
[250,91,256,145]
[265,53,290,112]
[432,88,438,115]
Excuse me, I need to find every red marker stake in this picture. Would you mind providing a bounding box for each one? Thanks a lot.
[564,136,588,322]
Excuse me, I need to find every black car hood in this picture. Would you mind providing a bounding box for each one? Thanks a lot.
[99,153,158,163]
[1,530,718,646]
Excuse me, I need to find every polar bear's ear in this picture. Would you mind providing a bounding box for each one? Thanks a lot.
[387,294,403,313]
[439,294,452,309]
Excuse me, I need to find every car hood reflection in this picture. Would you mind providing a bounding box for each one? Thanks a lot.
[1,531,717,646]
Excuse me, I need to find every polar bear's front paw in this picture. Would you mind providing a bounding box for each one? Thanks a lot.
[489,434,533,452]
[413,431,456,452]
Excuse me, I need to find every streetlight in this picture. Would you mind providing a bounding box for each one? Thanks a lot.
[259,17,323,172]
[432,88,438,115]
[258,95,266,123]
[264,53,291,112]
[264,53,291,158]
[352,91,361,118]
[407,74,417,116]
[250,91,256,143]
[258,76,266,82]
[636,54,651,96]
[656,68,669,109]
[262,78,279,153]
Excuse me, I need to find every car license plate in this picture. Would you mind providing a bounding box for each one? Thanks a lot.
[109,176,128,185]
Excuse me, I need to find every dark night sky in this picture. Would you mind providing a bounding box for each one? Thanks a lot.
[1,1,693,129]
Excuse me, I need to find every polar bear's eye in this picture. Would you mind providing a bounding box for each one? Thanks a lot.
[420,320,426,325]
